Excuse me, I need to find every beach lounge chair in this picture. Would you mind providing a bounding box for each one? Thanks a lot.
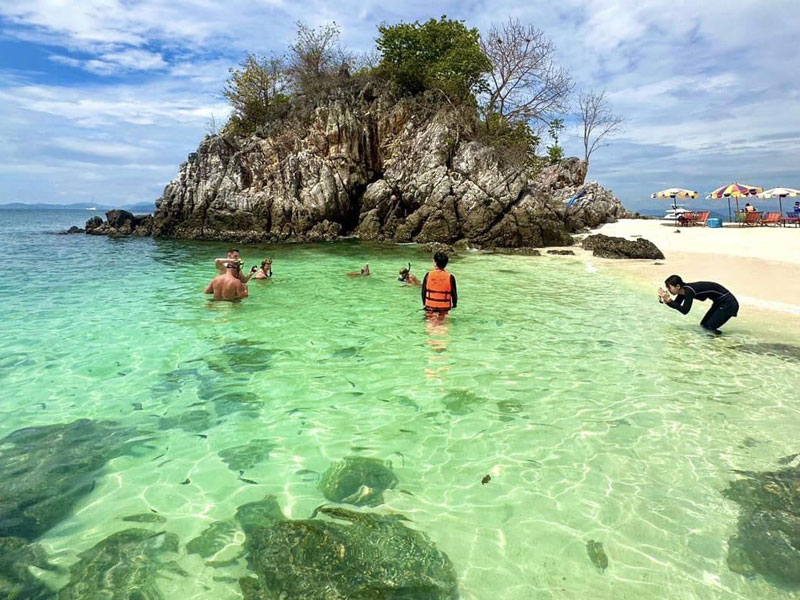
[677,211,696,227]
[759,212,782,226]
[784,212,800,227]
[743,211,762,227]
[692,211,710,226]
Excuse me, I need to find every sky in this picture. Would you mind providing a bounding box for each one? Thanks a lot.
[0,0,798,212]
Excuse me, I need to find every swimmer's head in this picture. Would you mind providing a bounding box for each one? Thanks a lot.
[433,252,449,269]
[225,260,242,272]
[398,267,409,282]
[361,263,370,275]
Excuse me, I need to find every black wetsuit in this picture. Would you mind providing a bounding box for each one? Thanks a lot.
[666,281,739,331]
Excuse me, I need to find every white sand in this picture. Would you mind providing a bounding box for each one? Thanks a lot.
[545,219,800,337]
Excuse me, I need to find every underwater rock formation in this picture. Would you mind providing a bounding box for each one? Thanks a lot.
[58,529,185,600]
[581,234,664,259]
[239,505,459,600]
[0,536,56,599]
[318,456,398,507]
[0,419,146,540]
[723,463,800,587]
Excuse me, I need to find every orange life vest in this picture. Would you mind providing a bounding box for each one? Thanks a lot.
[424,269,453,310]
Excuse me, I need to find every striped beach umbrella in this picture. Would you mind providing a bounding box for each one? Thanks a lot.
[651,188,698,209]
[756,187,800,215]
[708,182,763,222]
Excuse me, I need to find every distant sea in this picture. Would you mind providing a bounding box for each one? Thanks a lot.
[0,201,156,213]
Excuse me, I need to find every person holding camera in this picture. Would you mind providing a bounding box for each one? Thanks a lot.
[253,258,273,279]
[658,275,739,334]
[214,248,254,283]
[205,261,249,300]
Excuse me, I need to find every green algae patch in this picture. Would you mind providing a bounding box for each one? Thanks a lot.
[723,463,800,587]
[239,506,459,600]
[59,529,185,600]
[0,536,57,599]
[318,456,398,507]
[218,439,275,472]
[0,419,147,540]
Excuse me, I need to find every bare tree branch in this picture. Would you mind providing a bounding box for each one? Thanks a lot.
[578,89,624,168]
[481,18,572,129]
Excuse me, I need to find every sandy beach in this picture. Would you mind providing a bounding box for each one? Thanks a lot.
[550,219,800,338]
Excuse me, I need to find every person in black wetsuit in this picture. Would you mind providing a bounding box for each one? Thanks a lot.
[658,274,739,333]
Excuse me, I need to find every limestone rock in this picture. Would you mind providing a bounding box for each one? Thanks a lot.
[152,86,629,247]
[582,234,664,259]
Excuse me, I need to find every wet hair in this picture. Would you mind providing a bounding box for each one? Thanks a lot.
[227,248,240,256]
[433,252,449,269]
[261,258,272,267]
[399,268,409,276]
[664,274,684,288]
[226,261,241,271]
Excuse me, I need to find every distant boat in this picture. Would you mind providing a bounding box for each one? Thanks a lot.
[86,207,97,211]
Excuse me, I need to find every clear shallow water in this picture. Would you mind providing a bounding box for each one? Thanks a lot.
[2,209,800,599]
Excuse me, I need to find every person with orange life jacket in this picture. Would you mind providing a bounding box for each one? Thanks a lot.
[421,252,457,313]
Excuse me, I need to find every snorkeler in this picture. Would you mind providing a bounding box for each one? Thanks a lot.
[253,258,273,279]
[398,263,421,286]
[658,275,739,334]
[422,252,457,313]
[205,261,249,301]
[214,248,254,283]
[347,263,370,277]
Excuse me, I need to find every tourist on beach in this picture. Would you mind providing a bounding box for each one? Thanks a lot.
[347,263,370,277]
[422,252,457,314]
[744,203,757,213]
[793,201,800,213]
[398,264,421,286]
[253,258,272,279]
[205,261,249,300]
[214,248,254,283]
[658,275,739,334]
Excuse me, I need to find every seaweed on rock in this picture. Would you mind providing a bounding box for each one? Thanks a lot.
[239,505,459,600]
[723,463,800,587]
[0,419,147,540]
[0,536,57,599]
[58,529,185,600]
[318,456,398,507]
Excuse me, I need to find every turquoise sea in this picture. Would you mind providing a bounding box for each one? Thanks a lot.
[2,209,800,599]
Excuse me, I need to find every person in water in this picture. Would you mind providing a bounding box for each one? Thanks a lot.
[214,248,254,283]
[347,263,370,277]
[398,264,421,286]
[658,275,739,333]
[205,261,249,300]
[422,252,457,313]
[253,258,272,279]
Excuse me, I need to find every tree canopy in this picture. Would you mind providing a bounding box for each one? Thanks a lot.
[375,17,491,99]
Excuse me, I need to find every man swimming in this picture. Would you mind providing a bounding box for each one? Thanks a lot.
[346,263,370,277]
[398,264,421,286]
[205,261,249,301]
[658,275,739,333]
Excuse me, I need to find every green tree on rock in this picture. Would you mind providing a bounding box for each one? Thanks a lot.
[376,16,491,100]
[224,54,290,134]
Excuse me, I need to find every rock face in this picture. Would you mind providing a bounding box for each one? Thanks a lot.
[85,210,153,236]
[152,86,628,247]
[582,234,665,259]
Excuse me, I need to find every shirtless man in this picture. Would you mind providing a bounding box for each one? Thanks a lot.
[205,262,249,300]
[214,248,253,283]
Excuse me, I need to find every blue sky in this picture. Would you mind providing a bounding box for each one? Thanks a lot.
[0,0,798,211]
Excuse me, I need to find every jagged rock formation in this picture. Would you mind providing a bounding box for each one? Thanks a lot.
[85,210,153,237]
[151,85,629,247]
[582,234,665,259]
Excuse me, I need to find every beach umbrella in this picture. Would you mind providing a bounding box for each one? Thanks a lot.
[708,182,763,222]
[651,188,699,210]
[756,187,800,215]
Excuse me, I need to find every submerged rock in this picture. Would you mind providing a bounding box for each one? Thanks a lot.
[723,463,800,587]
[235,495,286,536]
[218,439,275,472]
[0,419,146,540]
[318,456,398,507]
[58,529,185,600]
[0,536,56,599]
[586,539,609,572]
[186,520,239,558]
[239,505,459,600]
[581,234,664,259]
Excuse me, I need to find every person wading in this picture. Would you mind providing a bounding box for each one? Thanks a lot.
[658,274,739,334]
[205,261,249,301]
[421,252,457,314]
